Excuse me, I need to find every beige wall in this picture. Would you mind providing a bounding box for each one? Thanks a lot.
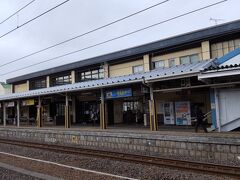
[46,76,50,88]
[14,83,28,93]
[71,70,75,84]
[201,41,210,60]
[152,47,203,67]
[103,63,109,78]
[109,59,143,77]
[143,54,150,72]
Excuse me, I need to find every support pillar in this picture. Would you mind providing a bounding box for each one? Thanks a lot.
[17,100,20,127]
[149,86,158,131]
[65,94,70,128]
[36,97,42,127]
[100,89,106,129]
[3,102,6,127]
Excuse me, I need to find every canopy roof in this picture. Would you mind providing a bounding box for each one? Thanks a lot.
[0,60,212,101]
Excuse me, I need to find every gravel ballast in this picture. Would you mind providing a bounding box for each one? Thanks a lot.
[0,143,236,180]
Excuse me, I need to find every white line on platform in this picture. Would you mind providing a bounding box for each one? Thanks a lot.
[0,151,138,180]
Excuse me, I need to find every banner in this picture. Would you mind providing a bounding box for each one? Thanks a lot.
[106,88,132,99]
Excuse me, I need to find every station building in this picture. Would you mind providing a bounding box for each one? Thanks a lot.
[0,20,240,131]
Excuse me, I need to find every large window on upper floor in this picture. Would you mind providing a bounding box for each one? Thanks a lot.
[50,74,72,86]
[76,68,104,82]
[29,78,46,90]
[153,60,165,69]
[211,38,240,58]
[132,65,144,73]
[180,54,199,65]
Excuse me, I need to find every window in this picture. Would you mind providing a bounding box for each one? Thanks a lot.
[76,68,104,82]
[168,58,175,67]
[180,54,199,65]
[211,38,240,58]
[29,78,46,90]
[51,74,72,86]
[154,60,165,69]
[133,65,144,73]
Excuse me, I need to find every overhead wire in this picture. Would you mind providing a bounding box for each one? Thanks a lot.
[0,0,36,25]
[0,0,70,40]
[0,0,170,68]
[0,0,228,77]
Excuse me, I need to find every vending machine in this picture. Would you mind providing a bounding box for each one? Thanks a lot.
[175,101,191,125]
[163,102,175,125]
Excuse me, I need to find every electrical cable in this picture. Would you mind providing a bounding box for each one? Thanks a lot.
[0,0,228,77]
[0,0,36,25]
[0,0,169,68]
[0,0,70,40]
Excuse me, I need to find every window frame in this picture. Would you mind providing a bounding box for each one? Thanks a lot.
[76,67,104,82]
[51,74,72,86]
[29,78,47,90]
[132,65,144,74]
[180,54,199,65]
[154,60,165,69]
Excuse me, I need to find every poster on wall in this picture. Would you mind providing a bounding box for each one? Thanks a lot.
[175,101,191,125]
[163,102,175,125]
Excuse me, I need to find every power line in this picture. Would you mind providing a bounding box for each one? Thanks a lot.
[0,0,70,40]
[0,0,228,77]
[0,0,36,25]
[0,0,170,68]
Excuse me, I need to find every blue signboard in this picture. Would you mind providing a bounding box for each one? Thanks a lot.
[106,88,132,99]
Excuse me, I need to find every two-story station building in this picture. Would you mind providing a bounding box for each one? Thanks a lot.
[0,20,240,131]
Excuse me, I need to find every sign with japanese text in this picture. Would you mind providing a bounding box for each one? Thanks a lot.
[106,88,132,99]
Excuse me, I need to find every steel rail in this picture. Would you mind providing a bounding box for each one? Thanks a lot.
[0,138,239,178]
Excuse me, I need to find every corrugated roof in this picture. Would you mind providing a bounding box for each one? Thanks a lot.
[0,60,213,101]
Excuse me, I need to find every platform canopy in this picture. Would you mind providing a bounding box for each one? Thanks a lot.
[0,60,213,101]
[198,48,240,80]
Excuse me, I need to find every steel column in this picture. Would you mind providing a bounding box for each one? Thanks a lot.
[149,85,158,131]
[36,96,42,127]
[100,89,106,129]
[65,94,70,128]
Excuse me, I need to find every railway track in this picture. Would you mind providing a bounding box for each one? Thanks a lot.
[0,138,239,178]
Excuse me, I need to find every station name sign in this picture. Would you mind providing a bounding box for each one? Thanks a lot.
[106,88,132,99]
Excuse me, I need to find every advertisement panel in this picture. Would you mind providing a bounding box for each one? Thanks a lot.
[163,102,175,125]
[175,101,191,125]
[106,88,132,99]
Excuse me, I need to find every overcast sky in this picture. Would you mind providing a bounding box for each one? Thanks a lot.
[0,0,239,82]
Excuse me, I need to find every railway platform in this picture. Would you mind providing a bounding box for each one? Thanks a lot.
[0,126,239,167]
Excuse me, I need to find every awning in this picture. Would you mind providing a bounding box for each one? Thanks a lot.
[198,48,240,80]
[0,60,213,101]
